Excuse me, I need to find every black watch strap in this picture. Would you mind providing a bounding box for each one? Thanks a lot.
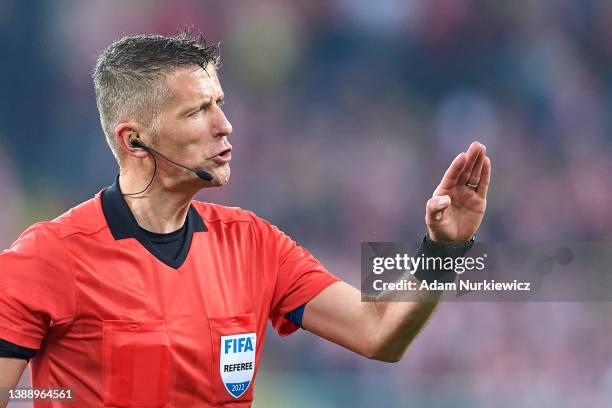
[413,234,475,283]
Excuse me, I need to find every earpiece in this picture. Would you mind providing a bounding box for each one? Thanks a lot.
[126,132,213,182]
[130,139,147,149]
[129,132,146,150]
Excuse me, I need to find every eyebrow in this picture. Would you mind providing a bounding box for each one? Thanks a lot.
[183,92,225,115]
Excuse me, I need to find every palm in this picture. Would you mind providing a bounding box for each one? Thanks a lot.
[426,142,491,244]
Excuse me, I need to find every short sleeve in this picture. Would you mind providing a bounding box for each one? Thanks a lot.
[251,215,340,337]
[0,224,75,349]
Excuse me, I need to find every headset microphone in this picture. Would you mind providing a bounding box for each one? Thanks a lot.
[130,139,214,182]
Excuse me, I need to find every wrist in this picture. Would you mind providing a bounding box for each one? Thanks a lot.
[425,234,475,254]
[413,234,475,283]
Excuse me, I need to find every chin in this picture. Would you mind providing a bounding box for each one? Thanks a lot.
[211,168,230,187]
[210,178,229,187]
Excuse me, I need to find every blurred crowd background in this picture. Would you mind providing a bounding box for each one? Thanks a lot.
[2,0,611,407]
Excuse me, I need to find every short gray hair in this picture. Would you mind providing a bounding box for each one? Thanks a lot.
[92,28,221,159]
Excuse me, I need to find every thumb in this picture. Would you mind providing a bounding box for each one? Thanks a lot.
[426,195,451,225]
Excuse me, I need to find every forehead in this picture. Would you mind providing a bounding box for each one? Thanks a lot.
[164,64,222,105]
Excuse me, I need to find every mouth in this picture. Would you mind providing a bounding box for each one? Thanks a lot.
[211,147,232,164]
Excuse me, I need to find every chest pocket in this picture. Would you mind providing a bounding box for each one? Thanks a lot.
[209,313,257,404]
[102,320,170,407]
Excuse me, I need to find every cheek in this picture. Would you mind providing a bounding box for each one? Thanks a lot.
[185,118,214,143]
[163,119,212,148]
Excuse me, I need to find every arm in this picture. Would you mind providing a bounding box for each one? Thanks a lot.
[0,358,27,408]
[304,142,491,362]
[0,224,75,405]
[303,280,442,362]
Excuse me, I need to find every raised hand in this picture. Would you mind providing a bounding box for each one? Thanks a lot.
[425,141,491,244]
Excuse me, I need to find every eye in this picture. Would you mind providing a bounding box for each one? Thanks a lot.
[217,99,225,108]
[189,106,205,117]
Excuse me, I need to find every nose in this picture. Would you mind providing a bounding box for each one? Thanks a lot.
[214,106,233,138]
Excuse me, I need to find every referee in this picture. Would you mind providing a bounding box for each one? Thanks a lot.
[0,31,490,407]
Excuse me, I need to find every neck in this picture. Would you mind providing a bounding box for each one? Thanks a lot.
[119,169,199,233]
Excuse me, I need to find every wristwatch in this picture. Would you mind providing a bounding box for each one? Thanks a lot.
[413,234,475,283]
[422,234,475,258]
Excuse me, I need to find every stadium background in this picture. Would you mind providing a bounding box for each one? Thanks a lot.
[1,1,611,406]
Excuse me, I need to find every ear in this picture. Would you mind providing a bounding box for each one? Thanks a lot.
[115,122,149,159]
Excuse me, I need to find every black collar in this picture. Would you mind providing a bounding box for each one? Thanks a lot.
[101,176,206,269]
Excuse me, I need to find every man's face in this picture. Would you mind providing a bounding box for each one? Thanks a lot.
[154,64,233,187]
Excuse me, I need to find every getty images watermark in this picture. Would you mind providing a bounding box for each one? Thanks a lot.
[361,242,612,302]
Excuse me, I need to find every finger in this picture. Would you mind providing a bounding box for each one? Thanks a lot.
[438,153,467,191]
[458,142,484,185]
[476,156,491,198]
[426,195,451,225]
[467,146,486,186]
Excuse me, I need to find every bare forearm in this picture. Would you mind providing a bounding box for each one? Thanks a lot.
[367,275,444,362]
[304,278,449,363]
[365,233,477,361]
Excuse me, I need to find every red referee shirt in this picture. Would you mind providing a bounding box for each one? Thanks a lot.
[0,178,340,407]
